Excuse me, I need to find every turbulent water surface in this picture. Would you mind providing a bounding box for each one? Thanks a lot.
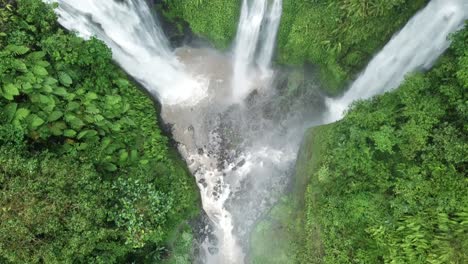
[46,0,467,263]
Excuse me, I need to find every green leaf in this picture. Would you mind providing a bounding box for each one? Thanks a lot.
[77,143,89,150]
[22,82,33,92]
[2,93,14,100]
[106,95,121,105]
[101,137,112,149]
[48,111,63,122]
[77,129,98,140]
[36,60,50,68]
[33,65,48,76]
[130,150,138,161]
[63,129,77,138]
[53,87,68,97]
[11,60,27,72]
[66,101,81,111]
[7,45,30,55]
[68,117,85,130]
[3,103,18,123]
[58,72,73,86]
[44,77,58,85]
[85,92,98,101]
[85,104,100,114]
[3,83,20,99]
[49,122,67,136]
[119,150,129,162]
[29,114,45,128]
[39,94,51,104]
[41,85,53,93]
[14,108,30,121]
[102,162,117,172]
[115,78,129,88]
[27,51,46,61]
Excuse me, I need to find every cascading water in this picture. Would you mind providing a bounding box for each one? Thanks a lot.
[232,0,282,101]
[44,0,467,263]
[257,0,282,75]
[45,0,297,263]
[44,0,208,106]
[326,0,468,123]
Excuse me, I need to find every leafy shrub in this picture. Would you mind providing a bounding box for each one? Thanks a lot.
[0,0,200,262]
[277,0,427,94]
[295,25,468,263]
[161,0,240,49]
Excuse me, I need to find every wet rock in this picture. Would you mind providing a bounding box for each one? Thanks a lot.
[198,148,204,155]
[208,247,219,255]
[198,178,208,188]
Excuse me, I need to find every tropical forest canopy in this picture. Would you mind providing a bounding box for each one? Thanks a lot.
[1,0,467,263]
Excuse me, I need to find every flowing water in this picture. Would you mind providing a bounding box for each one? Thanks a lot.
[326,0,468,122]
[43,0,208,106]
[257,0,282,75]
[45,0,467,263]
[232,0,282,102]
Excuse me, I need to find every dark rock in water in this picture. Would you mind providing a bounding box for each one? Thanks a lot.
[198,178,208,188]
[208,247,219,255]
[237,159,246,168]
[198,148,204,155]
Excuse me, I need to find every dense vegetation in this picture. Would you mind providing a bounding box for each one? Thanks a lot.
[252,25,468,263]
[0,0,199,263]
[2,0,466,263]
[278,0,427,93]
[160,0,240,49]
[162,0,427,94]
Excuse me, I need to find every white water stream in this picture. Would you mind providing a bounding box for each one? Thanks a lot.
[45,0,287,263]
[44,0,208,107]
[44,0,467,263]
[326,0,468,122]
[232,0,282,102]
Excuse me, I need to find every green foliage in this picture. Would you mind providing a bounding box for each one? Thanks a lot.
[0,0,200,262]
[278,0,427,94]
[250,197,296,264]
[161,0,426,94]
[161,0,240,49]
[293,25,468,263]
[0,145,121,263]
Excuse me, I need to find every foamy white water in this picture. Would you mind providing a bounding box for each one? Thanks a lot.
[232,0,282,101]
[326,0,468,122]
[45,0,208,106]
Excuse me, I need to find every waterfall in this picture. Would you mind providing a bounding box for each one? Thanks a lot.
[44,0,208,106]
[44,1,292,263]
[41,0,467,263]
[326,0,468,123]
[257,0,282,75]
[232,0,282,102]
